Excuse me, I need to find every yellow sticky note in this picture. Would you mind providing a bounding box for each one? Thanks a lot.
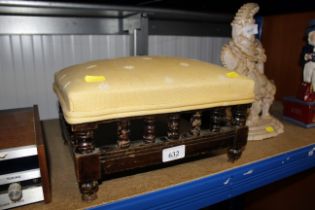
[265,126,274,133]
[84,75,106,83]
[226,71,239,78]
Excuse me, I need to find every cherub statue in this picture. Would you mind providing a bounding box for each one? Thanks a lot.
[221,3,283,140]
[301,20,315,100]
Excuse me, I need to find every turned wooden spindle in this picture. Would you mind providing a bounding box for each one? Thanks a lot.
[117,119,130,148]
[73,130,95,154]
[143,116,156,143]
[209,107,225,132]
[190,111,202,136]
[232,104,249,127]
[167,113,180,140]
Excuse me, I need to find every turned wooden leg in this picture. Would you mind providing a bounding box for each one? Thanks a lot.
[190,111,202,136]
[79,181,99,202]
[143,116,156,143]
[228,127,248,162]
[167,113,180,140]
[71,123,100,201]
[228,148,242,162]
[228,105,250,161]
[75,150,100,201]
[117,119,130,148]
[209,107,225,132]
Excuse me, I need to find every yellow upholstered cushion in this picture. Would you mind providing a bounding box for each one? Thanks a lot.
[54,56,254,124]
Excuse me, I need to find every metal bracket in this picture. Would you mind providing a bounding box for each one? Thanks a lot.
[123,13,148,56]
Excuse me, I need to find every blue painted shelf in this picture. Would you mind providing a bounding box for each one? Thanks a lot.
[89,144,315,210]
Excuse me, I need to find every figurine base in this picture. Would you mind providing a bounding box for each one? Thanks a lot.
[283,96,315,128]
[247,116,284,141]
[282,116,315,128]
[296,82,315,102]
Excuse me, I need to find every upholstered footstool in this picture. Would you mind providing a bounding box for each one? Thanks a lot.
[53,56,254,201]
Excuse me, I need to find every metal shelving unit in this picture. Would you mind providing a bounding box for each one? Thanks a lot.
[0,0,232,55]
[1,1,315,209]
[89,144,315,210]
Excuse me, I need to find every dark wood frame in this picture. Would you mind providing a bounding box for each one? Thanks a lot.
[34,105,51,203]
[59,104,250,201]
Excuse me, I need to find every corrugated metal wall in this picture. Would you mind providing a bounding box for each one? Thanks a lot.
[149,36,228,64]
[0,35,228,120]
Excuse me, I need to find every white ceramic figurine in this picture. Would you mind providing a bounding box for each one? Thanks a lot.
[302,20,315,95]
[221,3,284,140]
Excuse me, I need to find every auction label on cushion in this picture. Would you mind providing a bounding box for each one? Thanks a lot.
[162,145,186,163]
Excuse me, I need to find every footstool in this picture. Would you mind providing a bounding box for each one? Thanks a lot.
[53,56,254,201]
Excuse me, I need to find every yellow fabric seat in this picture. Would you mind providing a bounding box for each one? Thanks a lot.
[54,56,254,124]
